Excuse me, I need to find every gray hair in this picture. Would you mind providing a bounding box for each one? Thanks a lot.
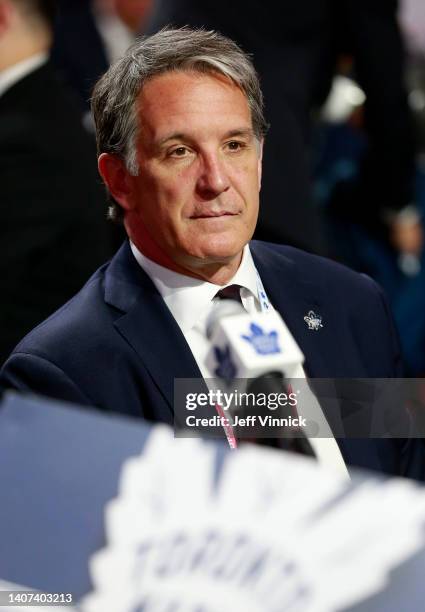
[91,26,268,221]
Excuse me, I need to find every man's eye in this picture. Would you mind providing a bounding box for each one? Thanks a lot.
[170,146,189,157]
[226,141,245,151]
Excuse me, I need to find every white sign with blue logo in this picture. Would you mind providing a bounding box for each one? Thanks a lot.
[83,427,425,612]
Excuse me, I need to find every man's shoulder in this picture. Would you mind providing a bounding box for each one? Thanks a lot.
[251,240,402,377]
[1,62,79,113]
[0,63,91,146]
[250,240,378,294]
[5,239,151,362]
[10,263,113,360]
[0,246,149,410]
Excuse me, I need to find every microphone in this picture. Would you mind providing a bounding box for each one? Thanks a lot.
[206,301,304,379]
[206,301,316,457]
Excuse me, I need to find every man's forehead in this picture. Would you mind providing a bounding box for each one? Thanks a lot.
[138,68,245,99]
[136,70,253,142]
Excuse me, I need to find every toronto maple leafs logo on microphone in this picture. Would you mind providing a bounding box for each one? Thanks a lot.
[241,323,281,355]
[214,345,237,383]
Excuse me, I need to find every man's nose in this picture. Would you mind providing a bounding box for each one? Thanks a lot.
[196,154,230,199]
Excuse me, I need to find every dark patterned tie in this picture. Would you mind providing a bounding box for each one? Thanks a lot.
[215,284,243,302]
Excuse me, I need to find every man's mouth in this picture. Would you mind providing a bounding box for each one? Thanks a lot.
[190,211,237,219]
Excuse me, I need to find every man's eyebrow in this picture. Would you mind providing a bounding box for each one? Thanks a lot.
[156,127,255,148]
[223,128,256,139]
[157,133,187,148]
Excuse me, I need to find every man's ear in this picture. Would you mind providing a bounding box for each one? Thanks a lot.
[98,153,135,212]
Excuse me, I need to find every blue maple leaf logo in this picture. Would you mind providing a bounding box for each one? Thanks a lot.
[214,345,237,383]
[241,323,281,355]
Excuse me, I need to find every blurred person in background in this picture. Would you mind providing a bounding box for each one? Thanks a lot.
[0,0,112,365]
[51,0,153,116]
[317,0,423,262]
[399,0,425,170]
[315,0,425,374]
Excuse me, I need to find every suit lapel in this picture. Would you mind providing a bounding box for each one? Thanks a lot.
[104,242,203,413]
[250,241,351,378]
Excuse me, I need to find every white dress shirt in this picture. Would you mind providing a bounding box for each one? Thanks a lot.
[0,53,48,98]
[131,242,349,478]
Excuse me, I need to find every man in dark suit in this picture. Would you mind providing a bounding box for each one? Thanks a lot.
[0,0,112,364]
[1,27,423,480]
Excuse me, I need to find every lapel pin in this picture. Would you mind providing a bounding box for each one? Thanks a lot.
[304,310,323,331]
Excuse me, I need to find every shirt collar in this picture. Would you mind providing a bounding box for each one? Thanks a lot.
[0,52,48,98]
[130,242,260,332]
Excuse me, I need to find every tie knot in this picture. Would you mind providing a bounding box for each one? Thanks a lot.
[215,284,242,302]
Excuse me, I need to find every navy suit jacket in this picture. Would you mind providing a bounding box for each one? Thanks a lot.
[1,241,423,479]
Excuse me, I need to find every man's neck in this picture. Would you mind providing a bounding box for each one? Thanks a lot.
[179,257,243,285]
[129,242,242,286]
[139,249,243,286]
